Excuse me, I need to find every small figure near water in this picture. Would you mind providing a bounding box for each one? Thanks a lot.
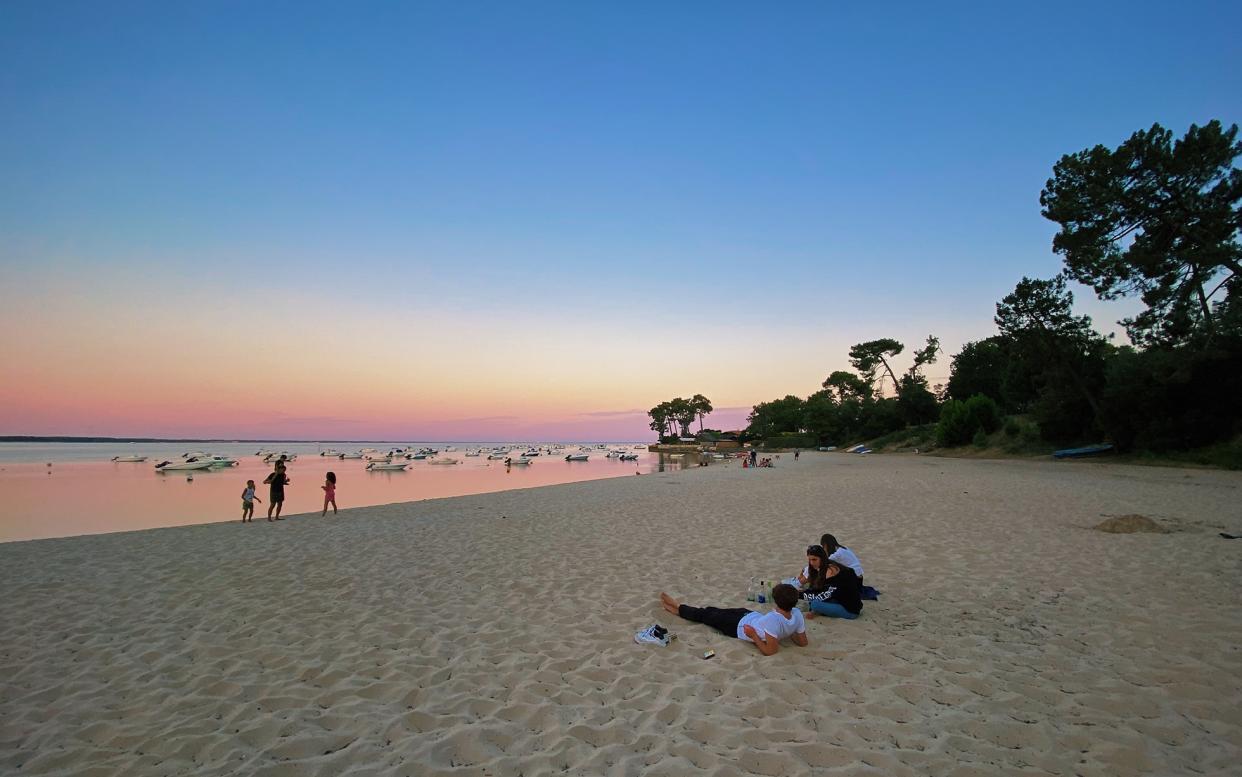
[321,471,337,516]
[240,479,261,523]
[264,462,290,521]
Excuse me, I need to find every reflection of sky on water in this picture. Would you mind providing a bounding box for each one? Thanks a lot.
[0,443,691,543]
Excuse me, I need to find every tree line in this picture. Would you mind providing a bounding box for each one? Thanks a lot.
[745,120,1242,455]
[648,394,714,441]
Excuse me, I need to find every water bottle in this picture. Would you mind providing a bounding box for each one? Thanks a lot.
[746,578,756,602]
[756,580,766,604]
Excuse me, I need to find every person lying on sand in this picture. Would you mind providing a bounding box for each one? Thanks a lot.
[659,585,807,656]
[802,556,863,620]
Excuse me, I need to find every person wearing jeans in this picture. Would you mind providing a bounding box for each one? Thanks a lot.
[802,553,863,620]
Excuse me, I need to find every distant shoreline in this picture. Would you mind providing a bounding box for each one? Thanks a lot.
[0,436,646,444]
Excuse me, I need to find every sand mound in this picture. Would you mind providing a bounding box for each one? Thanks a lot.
[1095,514,1167,533]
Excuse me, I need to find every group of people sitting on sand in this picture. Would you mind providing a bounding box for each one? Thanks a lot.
[660,533,867,656]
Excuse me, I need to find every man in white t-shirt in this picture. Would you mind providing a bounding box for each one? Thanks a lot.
[659,585,808,656]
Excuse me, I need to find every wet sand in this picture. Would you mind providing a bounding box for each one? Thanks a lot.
[2,453,1240,776]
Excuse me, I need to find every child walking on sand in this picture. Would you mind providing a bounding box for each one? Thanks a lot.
[322,471,337,516]
[241,480,261,522]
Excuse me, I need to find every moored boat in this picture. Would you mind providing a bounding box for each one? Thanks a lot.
[366,461,409,471]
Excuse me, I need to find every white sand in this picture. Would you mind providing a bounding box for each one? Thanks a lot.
[2,453,1240,776]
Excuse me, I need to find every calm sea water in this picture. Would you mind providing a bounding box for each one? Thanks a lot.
[0,442,689,543]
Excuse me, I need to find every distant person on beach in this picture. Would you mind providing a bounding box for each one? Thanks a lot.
[794,450,800,460]
[264,462,290,521]
[240,479,261,523]
[821,533,864,582]
[801,556,863,620]
[321,471,337,516]
[659,585,808,656]
[749,449,757,466]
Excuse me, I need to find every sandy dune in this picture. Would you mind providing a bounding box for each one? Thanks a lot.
[2,453,1240,776]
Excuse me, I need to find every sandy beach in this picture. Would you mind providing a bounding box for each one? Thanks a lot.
[2,452,1240,776]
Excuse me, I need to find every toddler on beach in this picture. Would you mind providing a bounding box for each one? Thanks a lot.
[322,471,337,516]
[241,480,261,522]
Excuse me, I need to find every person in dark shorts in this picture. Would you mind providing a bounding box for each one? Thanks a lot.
[659,585,808,656]
[263,462,291,521]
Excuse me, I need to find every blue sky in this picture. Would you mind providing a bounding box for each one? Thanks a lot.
[1,1,1239,436]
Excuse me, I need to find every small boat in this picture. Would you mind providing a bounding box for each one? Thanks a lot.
[464,450,481,457]
[263,452,297,463]
[487,453,508,460]
[320,449,339,457]
[505,457,532,466]
[366,461,409,471]
[111,455,147,462]
[565,454,589,462]
[428,458,459,466]
[1053,444,1114,459]
[181,451,211,460]
[409,453,431,460]
[187,455,239,467]
[523,450,541,457]
[619,453,638,461]
[155,459,214,471]
[338,452,364,459]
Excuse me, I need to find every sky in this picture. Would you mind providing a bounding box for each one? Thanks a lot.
[1,1,1239,440]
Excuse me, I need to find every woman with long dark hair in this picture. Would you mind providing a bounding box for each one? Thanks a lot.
[802,555,863,620]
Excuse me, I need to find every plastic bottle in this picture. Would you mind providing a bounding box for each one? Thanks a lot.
[756,580,766,604]
[746,578,756,602]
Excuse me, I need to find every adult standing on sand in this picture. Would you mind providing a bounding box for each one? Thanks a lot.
[264,462,290,521]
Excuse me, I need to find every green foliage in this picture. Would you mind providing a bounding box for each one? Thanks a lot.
[897,374,939,426]
[1004,418,1021,437]
[746,395,805,439]
[1041,120,1241,347]
[972,428,989,448]
[762,433,818,450]
[1099,343,1242,451]
[649,395,713,439]
[947,338,1009,407]
[937,394,1002,447]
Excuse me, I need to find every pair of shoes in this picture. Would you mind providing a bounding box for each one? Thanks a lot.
[634,624,671,646]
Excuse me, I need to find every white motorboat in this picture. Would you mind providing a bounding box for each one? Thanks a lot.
[522,450,541,457]
[505,457,532,466]
[486,453,508,460]
[619,453,639,461]
[428,458,459,465]
[320,449,339,456]
[338,452,364,459]
[111,455,147,462]
[155,459,214,471]
[366,461,409,471]
[565,454,589,461]
[181,451,211,460]
[188,455,239,467]
[464,450,481,457]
